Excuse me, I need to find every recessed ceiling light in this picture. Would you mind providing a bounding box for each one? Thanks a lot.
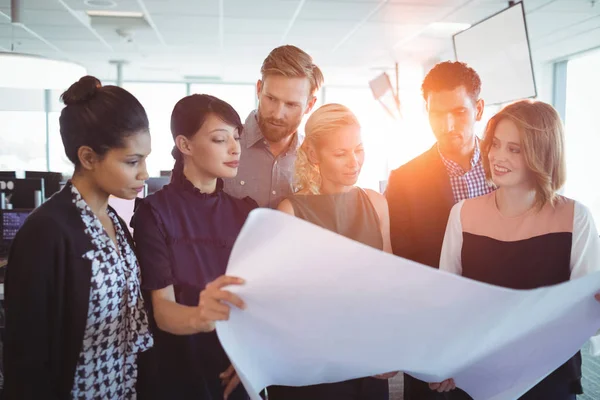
[86,10,144,18]
[428,22,471,33]
[84,0,117,8]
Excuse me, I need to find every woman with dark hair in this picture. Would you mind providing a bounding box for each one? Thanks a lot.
[4,76,154,399]
[132,94,256,400]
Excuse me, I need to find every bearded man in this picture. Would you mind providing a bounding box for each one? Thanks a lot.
[223,45,323,208]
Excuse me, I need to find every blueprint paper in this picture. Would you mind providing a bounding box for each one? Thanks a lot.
[216,209,600,400]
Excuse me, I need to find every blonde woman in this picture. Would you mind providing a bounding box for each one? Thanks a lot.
[439,99,600,399]
[272,103,393,400]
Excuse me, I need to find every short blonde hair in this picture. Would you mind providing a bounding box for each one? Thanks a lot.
[295,103,360,194]
[261,45,324,96]
[481,99,566,208]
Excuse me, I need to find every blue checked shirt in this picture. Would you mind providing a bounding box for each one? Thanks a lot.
[438,137,494,203]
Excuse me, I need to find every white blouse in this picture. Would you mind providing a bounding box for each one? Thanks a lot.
[439,196,600,355]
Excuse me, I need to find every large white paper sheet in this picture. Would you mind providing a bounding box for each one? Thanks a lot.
[216,209,600,400]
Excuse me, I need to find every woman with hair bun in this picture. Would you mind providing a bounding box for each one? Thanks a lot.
[271,103,394,400]
[4,76,154,399]
[132,94,257,400]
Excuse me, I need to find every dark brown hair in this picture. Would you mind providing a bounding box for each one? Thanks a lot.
[59,75,149,167]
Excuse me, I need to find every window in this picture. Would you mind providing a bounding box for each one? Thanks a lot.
[47,110,74,175]
[323,78,431,191]
[124,83,187,177]
[0,111,47,172]
[564,48,600,224]
[323,86,397,191]
[190,83,256,123]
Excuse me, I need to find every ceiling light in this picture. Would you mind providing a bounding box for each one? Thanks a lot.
[84,0,117,7]
[86,10,144,18]
[0,52,86,89]
[1,0,86,90]
[183,75,223,82]
[428,22,471,34]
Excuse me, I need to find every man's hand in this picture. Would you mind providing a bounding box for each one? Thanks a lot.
[373,371,399,379]
[220,364,241,399]
[428,378,456,392]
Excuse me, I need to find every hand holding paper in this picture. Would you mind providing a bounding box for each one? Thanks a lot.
[198,275,246,332]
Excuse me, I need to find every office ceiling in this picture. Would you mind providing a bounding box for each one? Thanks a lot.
[0,0,599,84]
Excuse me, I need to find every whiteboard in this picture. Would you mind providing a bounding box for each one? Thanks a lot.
[453,2,536,105]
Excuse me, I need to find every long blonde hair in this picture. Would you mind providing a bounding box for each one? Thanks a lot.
[481,99,566,208]
[294,103,360,194]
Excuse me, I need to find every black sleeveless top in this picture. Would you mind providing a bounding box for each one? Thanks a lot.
[267,187,388,400]
[287,187,383,250]
[441,192,592,397]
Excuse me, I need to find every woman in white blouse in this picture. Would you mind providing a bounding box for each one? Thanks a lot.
[439,99,600,400]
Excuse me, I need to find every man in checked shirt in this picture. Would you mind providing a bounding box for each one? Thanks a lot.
[385,61,493,400]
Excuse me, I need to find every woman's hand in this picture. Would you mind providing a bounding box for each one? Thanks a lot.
[197,275,246,331]
[220,364,241,399]
[428,378,456,392]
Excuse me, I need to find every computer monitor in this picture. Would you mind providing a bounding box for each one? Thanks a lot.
[146,177,170,196]
[0,171,16,179]
[0,209,32,258]
[25,171,64,199]
[1,209,30,242]
[0,178,44,209]
[452,2,536,105]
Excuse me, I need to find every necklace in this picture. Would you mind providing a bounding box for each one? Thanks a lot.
[493,191,537,219]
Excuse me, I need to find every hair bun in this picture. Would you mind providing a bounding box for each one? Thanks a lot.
[171,145,181,160]
[61,75,102,106]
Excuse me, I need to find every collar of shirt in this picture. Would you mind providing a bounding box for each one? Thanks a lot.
[438,136,482,177]
[70,182,114,252]
[244,110,265,148]
[170,166,224,198]
[243,110,302,156]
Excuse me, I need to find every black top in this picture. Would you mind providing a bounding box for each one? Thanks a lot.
[463,234,581,395]
[441,193,589,397]
[386,146,483,400]
[268,188,387,400]
[287,188,383,250]
[132,170,257,400]
[3,184,139,400]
